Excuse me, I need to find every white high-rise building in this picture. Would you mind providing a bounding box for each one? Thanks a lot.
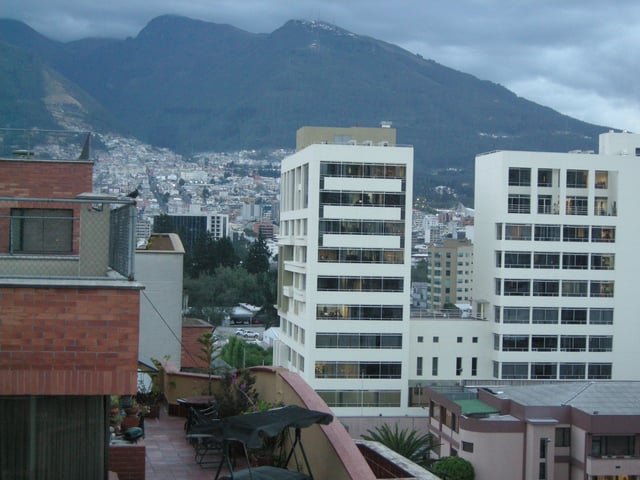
[275,126,413,416]
[473,131,640,381]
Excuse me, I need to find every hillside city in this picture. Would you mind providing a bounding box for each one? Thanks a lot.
[3,124,640,480]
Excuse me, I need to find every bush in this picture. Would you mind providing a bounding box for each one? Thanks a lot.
[431,456,474,480]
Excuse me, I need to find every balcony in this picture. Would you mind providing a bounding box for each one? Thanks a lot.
[0,195,137,280]
[586,455,640,477]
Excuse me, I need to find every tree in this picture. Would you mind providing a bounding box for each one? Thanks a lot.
[431,456,474,480]
[196,330,223,395]
[362,424,439,468]
[220,336,272,369]
[244,233,271,274]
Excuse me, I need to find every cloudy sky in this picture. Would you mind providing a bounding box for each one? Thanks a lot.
[2,0,638,132]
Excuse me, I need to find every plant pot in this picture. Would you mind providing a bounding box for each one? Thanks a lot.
[125,406,139,417]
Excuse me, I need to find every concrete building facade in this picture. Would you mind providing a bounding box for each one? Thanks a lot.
[473,131,639,381]
[275,126,414,416]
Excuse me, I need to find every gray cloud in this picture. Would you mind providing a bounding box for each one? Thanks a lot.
[1,0,638,132]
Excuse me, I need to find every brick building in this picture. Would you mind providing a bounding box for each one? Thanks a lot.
[0,136,143,478]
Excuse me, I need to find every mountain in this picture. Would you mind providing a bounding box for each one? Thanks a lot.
[0,15,608,199]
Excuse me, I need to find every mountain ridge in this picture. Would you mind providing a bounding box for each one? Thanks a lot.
[0,15,608,202]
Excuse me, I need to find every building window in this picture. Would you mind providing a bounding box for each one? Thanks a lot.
[555,428,571,447]
[508,194,531,214]
[537,195,553,214]
[496,223,503,240]
[538,461,547,480]
[562,225,589,242]
[538,168,553,187]
[10,208,74,253]
[433,336,439,343]
[504,251,531,268]
[531,335,558,352]
[591,253,615,270]
[314,361,401,379]
[534,224,561,241]
[590,308,613,325]
[566,169,588,188]
[589,336,613,352]
[505,223,532,240]
[532,280,559,297]
[417,357,423,376]
[502,335,529,352]
[503,279,530,296]
[562,280,588,297]
[502,363,528,379]
[472,337,478,343]
[565,196,588,215]
[503,307,530,324]
[531,363,557,379]
[462,441,474,453]
[591,227,616,243]
[456,357,463,376]
[560,336,587,352]
[509,167,531,186]
[532,307,558,324]
[590,281,614,298]
[432,357,438,376]
[591,435,635,457]
[561,308,587,324]
[457,337,463,343]
[471,357,477,376]
[417,336,424,343]
[533,252,560,269]
[588,363,612,379]
[559,363,586,379]
[317,390,401,408]
[562,253,589,269]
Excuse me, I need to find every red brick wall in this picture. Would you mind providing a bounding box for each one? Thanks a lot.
[0,159,93,254]
[108,443,146,480]
[0,286,140,395]
[0,159,93,198]
[181,324,213,370]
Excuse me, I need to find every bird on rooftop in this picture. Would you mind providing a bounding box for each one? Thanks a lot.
[126,188,140,198]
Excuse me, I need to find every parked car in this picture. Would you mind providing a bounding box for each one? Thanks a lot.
[235,328,248,336]
[243,331,260,339]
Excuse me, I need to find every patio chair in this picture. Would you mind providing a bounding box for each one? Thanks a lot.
[185,406,223,467]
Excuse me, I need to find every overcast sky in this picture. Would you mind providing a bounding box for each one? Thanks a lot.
[2,0,638,133]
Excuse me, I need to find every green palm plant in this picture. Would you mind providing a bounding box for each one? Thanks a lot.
[362,423,439,468]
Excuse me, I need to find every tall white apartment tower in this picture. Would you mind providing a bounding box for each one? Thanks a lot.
[276,126,413,416]
[473,131,640,381]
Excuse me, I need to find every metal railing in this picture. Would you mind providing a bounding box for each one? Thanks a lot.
[0,196,136,280]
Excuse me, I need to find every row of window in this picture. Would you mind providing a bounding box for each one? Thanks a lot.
[495,306,613,325]
[508,194,615,216]
[496,334,613,352]
[317,276,404,292]
[320,161,406,179]
[315,361,402,379]
[497,251,614,270]
[497,279,614,297]
[497,223,615,242]
[316,304,403,321]
[318,247,404,264]
[508,167,610,189]
[319,191,405,207]
[318,219,404,236]
[317,390,401,408]
[497,362,612,380]
[316,333,402,349]
[419,356,478,377]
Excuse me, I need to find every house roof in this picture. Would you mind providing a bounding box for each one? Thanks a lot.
[495,382,640,416]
